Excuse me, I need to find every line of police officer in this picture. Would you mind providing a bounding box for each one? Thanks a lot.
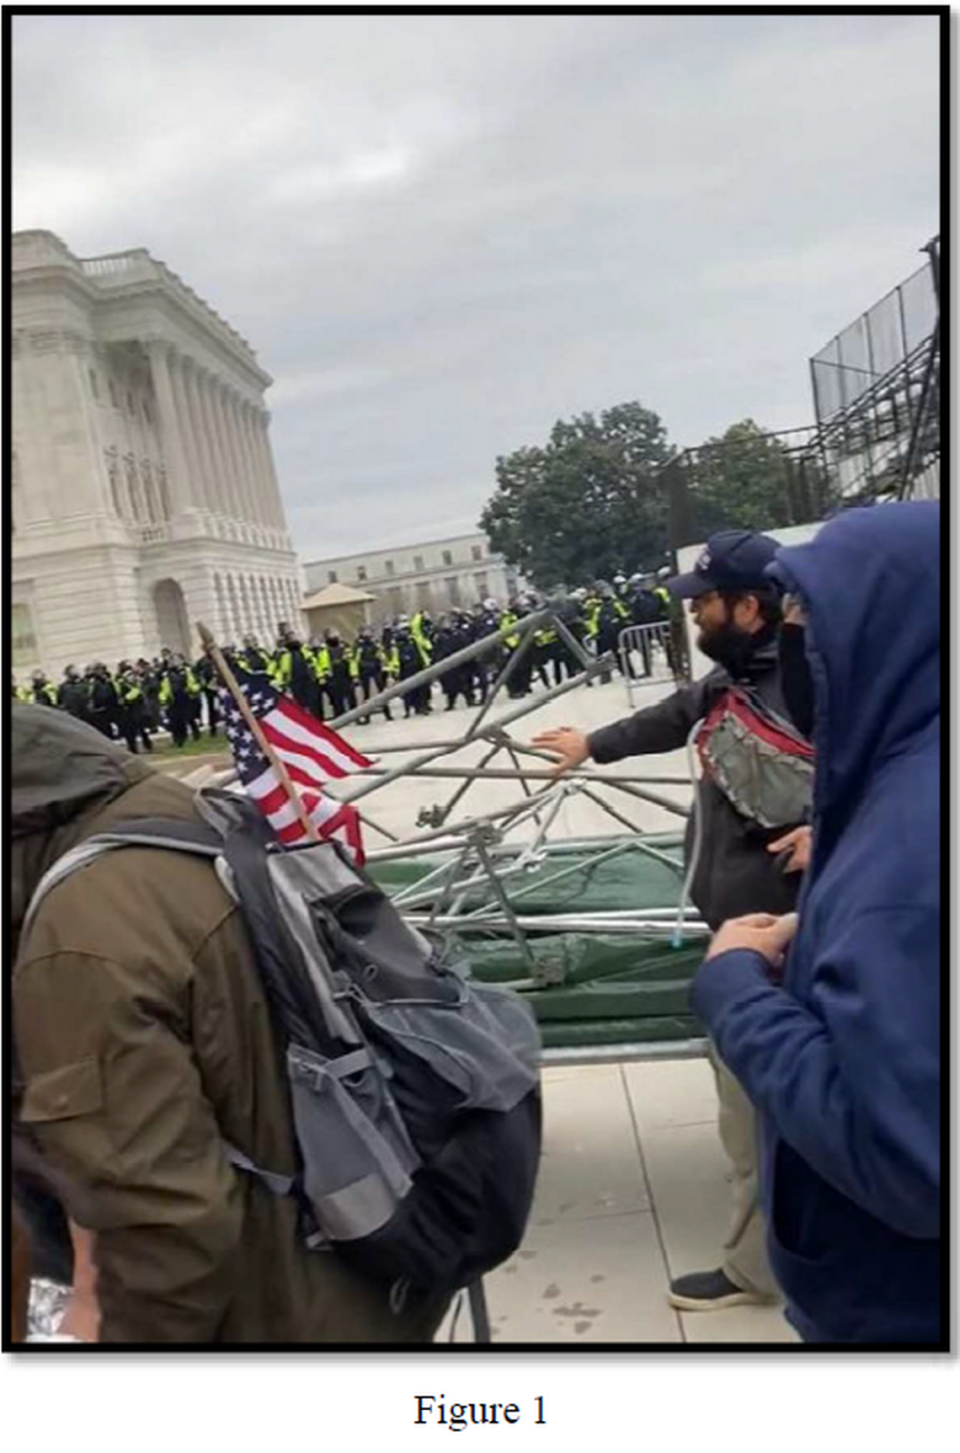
[11,570,674,747]
[11,652,215,755]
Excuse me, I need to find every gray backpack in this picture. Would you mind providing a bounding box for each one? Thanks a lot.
[23,788,543,1303]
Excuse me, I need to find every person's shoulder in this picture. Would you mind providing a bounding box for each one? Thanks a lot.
[21,840,238,985]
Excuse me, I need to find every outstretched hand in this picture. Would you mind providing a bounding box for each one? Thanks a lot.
[530,727,591,780]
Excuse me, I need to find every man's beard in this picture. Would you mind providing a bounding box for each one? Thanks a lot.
[697,621,759,672]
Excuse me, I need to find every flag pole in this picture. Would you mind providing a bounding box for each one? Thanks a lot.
[197,621,320,844]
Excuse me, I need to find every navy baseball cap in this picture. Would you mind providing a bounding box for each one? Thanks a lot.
[667,529,780,600]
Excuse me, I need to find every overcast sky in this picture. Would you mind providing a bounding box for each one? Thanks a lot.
[12,12,940,560]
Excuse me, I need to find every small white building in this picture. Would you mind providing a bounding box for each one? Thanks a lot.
[11,230,303,677]
[302,531,524,625]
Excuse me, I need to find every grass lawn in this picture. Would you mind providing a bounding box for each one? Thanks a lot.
[148,732,232,763]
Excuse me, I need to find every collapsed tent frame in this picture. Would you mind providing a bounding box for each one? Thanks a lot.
[214,604,709,1063]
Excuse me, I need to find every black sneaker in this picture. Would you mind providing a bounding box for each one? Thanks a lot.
[667,1268,775,1312]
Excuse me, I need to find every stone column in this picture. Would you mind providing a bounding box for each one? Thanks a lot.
[248,409,276,528]
[237,399,266,525]
[237,395,265,527]
[168,349,209,512]
[226,388,257,524]
[145,339,191,515]
[182,358,218,514]
[214,383,248,521]
[255,408,287,529]
[196,369,229,515]
[248,404,274,528]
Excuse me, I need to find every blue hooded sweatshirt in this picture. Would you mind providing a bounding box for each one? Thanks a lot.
[691,502,941,1344]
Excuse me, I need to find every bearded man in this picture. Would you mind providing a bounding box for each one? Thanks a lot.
[533,529,813,1316]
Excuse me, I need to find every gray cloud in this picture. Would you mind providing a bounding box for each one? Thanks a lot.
[13,12,940,557]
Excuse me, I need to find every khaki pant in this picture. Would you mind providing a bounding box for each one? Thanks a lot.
[708,1039,778,1299]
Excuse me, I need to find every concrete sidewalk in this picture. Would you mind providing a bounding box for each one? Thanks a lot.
[438,1057,798,1346]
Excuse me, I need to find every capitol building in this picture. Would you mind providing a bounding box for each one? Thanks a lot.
[11,230,303,676]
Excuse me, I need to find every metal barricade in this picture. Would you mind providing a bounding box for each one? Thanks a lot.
[618,622,678,706]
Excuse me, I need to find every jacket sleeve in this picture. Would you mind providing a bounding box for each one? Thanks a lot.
[588,677,710,763]
[691,905,940,1239]
[14,950,244,1342]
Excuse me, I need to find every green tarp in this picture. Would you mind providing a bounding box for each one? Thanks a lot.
[372,840,708,1049]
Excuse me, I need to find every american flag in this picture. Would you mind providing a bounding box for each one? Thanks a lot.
[220,663,372,862]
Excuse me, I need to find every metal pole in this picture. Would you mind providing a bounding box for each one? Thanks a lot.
[551,615,595,669]
[391,784,549,848]
[473,839,538,973]
[357,737,468,755]
[542,1040,708,1067]
[338,662,610,808]
[356,812,401,843]
[896,282,915,432]
[431,740,506,827]
[570,786,687,871]
[444,909,709,929]
[394,856,531,912]
[366,829,686,865]
[467,1280,491,1343]
[505,741,537,805]
[338,740,463,806]
[577,781,646,837]
[923,235,940,309]
[348,766,699,787]
[898,320,939,501]
[463,628,535,742]
[407,914,709,936]
[454,836,687,923]
[427,844,476,927]
[196,621,320,843]
[595,775,691,821]
[526,779,571,845]
[459,835,643,921]
[326,608,554,731]
[366,838,468,863]
[389,852,471,907]
[477,660,612,735]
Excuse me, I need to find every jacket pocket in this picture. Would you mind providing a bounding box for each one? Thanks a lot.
[21,1059,103,1123]
[770,1138,831,1263]
[20,1059,114,1178]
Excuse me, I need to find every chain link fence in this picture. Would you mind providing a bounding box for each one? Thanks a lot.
[810,257,937,425]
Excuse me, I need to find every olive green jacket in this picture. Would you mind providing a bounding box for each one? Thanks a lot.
[11,706,445,1345]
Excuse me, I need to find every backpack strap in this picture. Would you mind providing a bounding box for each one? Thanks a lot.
[21,817,299,1202]
[22,819,223,941]
[223,1142,296,1197]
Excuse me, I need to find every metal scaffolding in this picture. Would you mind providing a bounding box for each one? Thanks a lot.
[313,606,707,961]
[201,604,709,1062]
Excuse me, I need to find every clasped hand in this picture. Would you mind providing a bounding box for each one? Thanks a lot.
[705,912,799,978]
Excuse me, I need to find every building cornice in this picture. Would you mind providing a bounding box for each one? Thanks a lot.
[12,231,272,391]
[78,249,271,387]
[303,530,492,572]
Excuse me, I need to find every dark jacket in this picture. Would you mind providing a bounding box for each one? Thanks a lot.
[588,629,803,928]
[11,707,447,1344]
[692,503,940,1344]
[58,678,90,719]
[88,673,118,716]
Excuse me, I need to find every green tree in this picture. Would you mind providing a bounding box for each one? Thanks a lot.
[480,402,675,589]
[689,420,800,537]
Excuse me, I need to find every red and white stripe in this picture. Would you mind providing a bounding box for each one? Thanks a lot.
[261,697,374,780]
[245,764,365,862]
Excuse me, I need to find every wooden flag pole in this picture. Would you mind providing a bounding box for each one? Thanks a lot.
[197,621,321,843]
